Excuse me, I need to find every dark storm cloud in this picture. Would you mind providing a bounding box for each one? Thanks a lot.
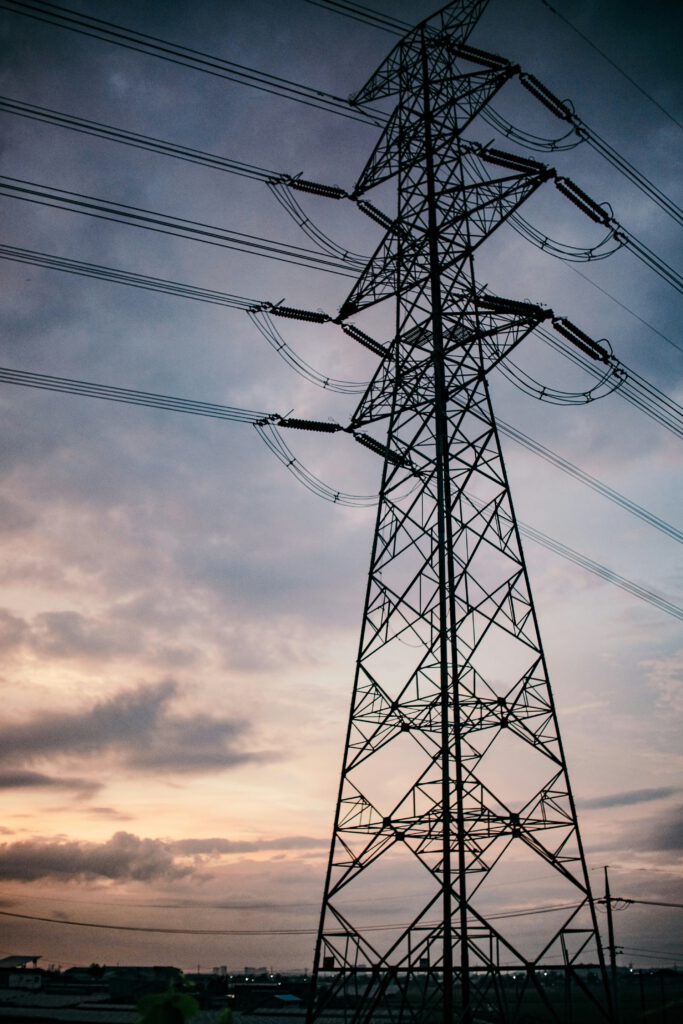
[580,787,679,810]
[0,831,192,882]
[0,679,272,775]
[0,770,99,797]
[170,836,327,855]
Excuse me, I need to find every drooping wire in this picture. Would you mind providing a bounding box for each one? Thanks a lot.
[316,0,683,227]
[255,420,377,507]
[536,327,683,440]
[480,102,683,228]
[0,0,385,127]
[494,348,625,406]
[2,92,679,335]
[266,180,367,267]
[2,363,680,614]
[0,175,357,277]
[465,152,683,294]
[2,241,680,445]
[247,307,368,395]
[481,104,581,153]
[507,210,623,262]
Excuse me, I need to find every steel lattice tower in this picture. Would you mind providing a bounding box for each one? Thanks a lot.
[306,2,613,1022]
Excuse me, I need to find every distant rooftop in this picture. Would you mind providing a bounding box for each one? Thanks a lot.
[0,957,41,969]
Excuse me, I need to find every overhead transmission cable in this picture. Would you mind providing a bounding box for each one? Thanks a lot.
[0,175,356,278]
[1,364,681,620]
[0,0,385,126]
[538,0,683,132]
[305,0,683,228]
[565,264,682,356]
[1,97,680,360]
[5,0,680,232]
[302,0,411,34]
[1,893,681,936]
[0,95,278,181]
[498,417,682,544]
[1,240,681,445]
[535,326,683,440]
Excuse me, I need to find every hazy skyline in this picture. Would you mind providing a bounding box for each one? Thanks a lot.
[0,0,681,973]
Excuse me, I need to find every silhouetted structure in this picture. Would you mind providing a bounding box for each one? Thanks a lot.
[300,2,615,1021]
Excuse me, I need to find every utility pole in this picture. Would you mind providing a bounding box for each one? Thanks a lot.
[297,1,615,1020]
[604,866,620,1023]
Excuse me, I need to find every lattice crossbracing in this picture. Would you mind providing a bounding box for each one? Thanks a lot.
[308,2,613,1021]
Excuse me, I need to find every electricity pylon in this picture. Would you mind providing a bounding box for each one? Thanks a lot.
[304,2,613,1021]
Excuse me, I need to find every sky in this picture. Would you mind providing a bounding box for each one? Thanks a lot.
[0,0,681,974]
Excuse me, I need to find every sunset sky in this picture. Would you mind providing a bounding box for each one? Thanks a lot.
[0,0,681,973]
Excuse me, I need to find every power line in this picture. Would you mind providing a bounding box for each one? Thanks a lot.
[0,175,356,277]
[518,520,683,621]
[498,418,682,544]
[538,0,683,132]
[2,103,680,345]
[2,239,679,456]
[0,0,384,127]
[566,264,682,356]
[536,327,683,441]
[0,242,261,308]
[0,901,612,937]
[0,366,269,424]
[0,95,278,181]
[302,0,409,34]
[2,364,681,621]
[302,0,406,34]
[622,899,683,910]
[308,0,683,228]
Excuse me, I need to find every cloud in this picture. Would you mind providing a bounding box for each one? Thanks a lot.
[654,809,683,853]
[0,609,29,653]
[0,680,272,777]
[0,770,100,797]
[0,831,328,883]
[170,836,327,855]
[0,832,192,882]
[85,807,134,821]
[580,787,679,810]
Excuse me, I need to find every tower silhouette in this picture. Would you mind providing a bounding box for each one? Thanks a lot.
[304,2,613,1021]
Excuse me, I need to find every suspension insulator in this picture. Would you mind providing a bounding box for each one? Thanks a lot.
[339,321,388,358]
[354,431,403,465]
[278,417,341,432]
[454,42,512,70]
[478,295,550,320]
[270,305,330,323]
[552,318,610,364]
[519,72,573,122]
[285,177,348,200]
[356,199,395,231]
[555,177,610,225]
[479,147,548,177]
